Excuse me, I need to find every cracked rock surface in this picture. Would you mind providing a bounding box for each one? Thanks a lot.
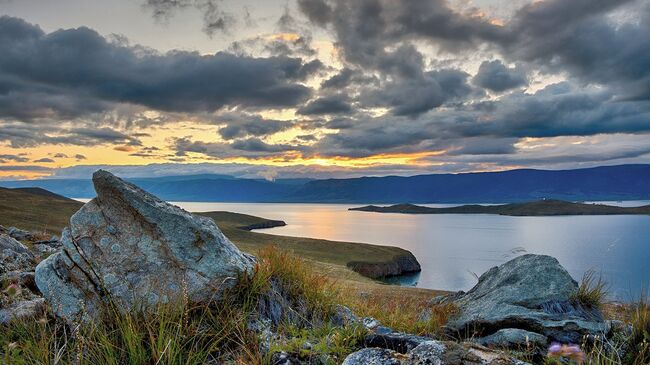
[35,170,255,320]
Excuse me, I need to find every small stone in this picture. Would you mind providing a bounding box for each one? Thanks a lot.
[476,328,548,348]
[0,298,46,325]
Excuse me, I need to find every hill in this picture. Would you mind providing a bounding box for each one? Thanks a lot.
[350,200,650,216]
[0,187,420,282]
[2,164,650,203]
[0,187,83,233]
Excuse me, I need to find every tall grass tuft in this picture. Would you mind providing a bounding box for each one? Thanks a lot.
[571,270,608,310]
[624,294,650,364]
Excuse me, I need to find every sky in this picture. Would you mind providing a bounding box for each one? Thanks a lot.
[0,0,649,180]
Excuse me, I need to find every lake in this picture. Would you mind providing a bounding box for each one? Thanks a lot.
[120,200,650,300]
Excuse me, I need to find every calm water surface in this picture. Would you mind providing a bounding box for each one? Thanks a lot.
[165,201,649,299]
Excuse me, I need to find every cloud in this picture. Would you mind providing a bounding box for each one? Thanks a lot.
[143,0,235,36]
[74,154,87,160]
[0,165,52,172]
[171,136,301,159]
[473,60,528,92]
[216,113,293,140]
[0,154,29,163]
[0,122,144,148]
[0,16,315,122]
[297,95,352,115]
[33,158,55,163]
[362,69,473,117]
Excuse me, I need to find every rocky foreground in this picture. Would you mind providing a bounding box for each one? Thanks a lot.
[0,170,626,364]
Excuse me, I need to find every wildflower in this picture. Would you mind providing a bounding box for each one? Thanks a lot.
[547,343,586,364]
[3,283,20,297]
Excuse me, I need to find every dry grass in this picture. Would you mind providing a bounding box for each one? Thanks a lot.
[0,246,354,365]
[0,188,82,235]
[571,270,608,310]
[337,284,456,337]
[624,295,650,364]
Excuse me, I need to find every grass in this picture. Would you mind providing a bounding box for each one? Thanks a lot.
[0,188,82,235]
[571,270,608,310]
[0,246,365,364]
[624,294,650,364]
[337,284,456,337]
[0,245,452,364]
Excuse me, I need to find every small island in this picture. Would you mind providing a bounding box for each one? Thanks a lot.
[350,199,650,216]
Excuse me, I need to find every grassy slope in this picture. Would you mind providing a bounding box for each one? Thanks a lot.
[0,187,83,234]
[352,199,650,216]
[0,189,438,297]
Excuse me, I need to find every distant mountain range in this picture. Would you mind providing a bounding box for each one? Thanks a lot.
[2,164,650,203]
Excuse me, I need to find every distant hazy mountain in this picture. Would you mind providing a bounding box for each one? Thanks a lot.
[2,164,650,203]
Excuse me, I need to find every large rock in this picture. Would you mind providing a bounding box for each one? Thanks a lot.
[1,234,35,274]
[342,341,531,365]
[444,254,608,344]
[35,170,255,320]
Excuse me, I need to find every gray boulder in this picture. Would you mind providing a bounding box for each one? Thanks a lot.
[476,328,548,348]
[35,170,255,320]
[7,227,33,241]
[1,234,35,274]
[445,254,608,344]
[343,348,402,365]
[342,341,530,365]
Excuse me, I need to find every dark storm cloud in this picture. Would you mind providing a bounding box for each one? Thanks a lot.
[473,60,528,92]
[297,0,332,27]
[297,95,352,115]
[231,138,294,153]
[448,138,518,156]
[302,0,650,97]
[363,69,473,117]
[503,0,650,99]
[311,82,650,158]
[0,122,144,148]
[216,113,294,140]
[171,136,301,158]
[455,83,650,139]
[0,16,315,122]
